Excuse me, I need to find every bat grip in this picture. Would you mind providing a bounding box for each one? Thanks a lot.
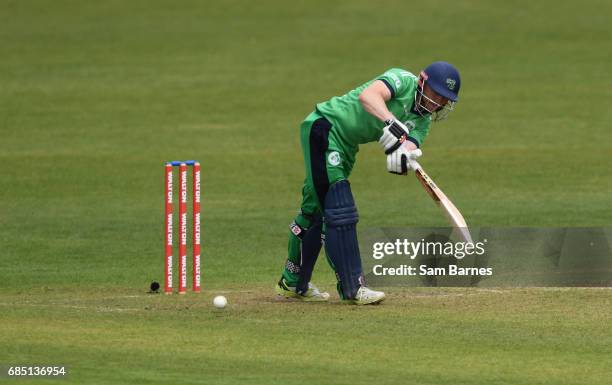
[408,159,421,171]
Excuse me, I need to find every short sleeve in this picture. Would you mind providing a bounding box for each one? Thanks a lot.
[377,68,415,99]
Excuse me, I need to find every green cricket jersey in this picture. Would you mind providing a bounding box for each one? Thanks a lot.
[315,68,431,164]
[283,69,433,285]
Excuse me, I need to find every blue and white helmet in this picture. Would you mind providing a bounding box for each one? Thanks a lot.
[415,61,461,121]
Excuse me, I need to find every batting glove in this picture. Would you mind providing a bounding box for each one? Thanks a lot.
[387,146,422,175]
[379,119,410,154]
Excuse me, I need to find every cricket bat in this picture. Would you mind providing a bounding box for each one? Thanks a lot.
[409,159,474,244]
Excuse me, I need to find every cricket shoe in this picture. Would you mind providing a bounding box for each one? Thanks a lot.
[275,278,330,302]
[345,286,386,305]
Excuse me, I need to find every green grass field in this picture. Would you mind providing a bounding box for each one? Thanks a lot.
[1,1,611,384]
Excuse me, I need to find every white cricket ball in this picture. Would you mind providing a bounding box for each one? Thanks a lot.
[213,295,227,309]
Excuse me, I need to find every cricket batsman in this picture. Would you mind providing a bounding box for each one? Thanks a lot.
[276,61,461,305]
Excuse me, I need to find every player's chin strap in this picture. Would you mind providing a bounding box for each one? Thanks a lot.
[415,72,455,122]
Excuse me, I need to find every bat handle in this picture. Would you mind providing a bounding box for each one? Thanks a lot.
[408,158,421,171]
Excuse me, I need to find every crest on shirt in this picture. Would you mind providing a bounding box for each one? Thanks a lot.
[403,120,416,130]
[327,151,341,167]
